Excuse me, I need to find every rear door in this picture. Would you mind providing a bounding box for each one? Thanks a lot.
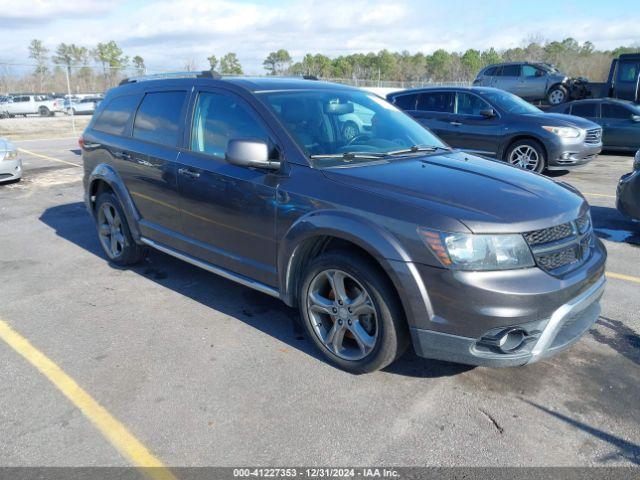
[493,64,521,95]
[112,90,188,244]
[449,91,501,156]
[601,102,639,149]
[411,91,456,144]
[176,88,280,286]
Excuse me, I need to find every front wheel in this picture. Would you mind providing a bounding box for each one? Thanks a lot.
[547,85,568,105]
[95,192,145,266]
[505,139,546,173]
[299,251,409,373]
[38,106,50,117]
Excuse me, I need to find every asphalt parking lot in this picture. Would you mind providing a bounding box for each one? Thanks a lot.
[0,137,639,469]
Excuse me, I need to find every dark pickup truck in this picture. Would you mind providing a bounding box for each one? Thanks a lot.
[588,53,640,103]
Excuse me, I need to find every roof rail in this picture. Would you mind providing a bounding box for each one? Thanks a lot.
[119,70,220,86]
[302,75,319,81]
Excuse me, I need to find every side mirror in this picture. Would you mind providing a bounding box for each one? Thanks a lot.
[631,115,640,123]
[226,139,280,170]
[535,70,545,77]
[480,108,496,118]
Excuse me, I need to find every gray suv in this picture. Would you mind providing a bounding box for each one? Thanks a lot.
[82,74,606,373]
[475,62,574,105]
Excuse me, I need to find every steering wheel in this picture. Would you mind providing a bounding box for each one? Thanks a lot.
[346,133,371,146]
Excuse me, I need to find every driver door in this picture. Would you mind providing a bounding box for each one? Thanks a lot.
[176,89,281,287]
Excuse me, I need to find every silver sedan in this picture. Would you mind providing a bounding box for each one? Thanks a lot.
[0,138,22,183]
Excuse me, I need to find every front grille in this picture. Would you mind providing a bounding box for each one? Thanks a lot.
[524,213,593,275]
[585,128,602,145]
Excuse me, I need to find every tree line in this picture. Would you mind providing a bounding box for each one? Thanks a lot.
[2,37,638,94]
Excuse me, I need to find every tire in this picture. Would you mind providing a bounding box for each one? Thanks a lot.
[38,106,50,117]
[505,139,546,173]
[298,251,409,373]
[94,192,145,266]
[547,85,568,105]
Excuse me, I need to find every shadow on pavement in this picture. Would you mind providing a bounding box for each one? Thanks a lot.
[524,399,640,465]
[39,201,464,379]
[590,205,640,246]
[591,316,640,367]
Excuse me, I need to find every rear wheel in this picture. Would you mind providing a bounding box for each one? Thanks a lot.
[505,139,546,173]
[299,251,408,373]
[547,85,568,105]
[95,192,145,266]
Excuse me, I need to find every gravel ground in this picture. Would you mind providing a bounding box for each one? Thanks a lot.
[0,115,91,141]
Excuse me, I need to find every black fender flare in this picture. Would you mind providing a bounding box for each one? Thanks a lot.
[86,163,142,242]
[277,210,434,327]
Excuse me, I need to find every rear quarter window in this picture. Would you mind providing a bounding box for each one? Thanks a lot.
[93,94,140,136]
[133,91,187,147]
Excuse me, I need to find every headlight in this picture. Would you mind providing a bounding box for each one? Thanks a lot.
[2,149,18,161]
[418,228,535,271]
[542,126,581,138]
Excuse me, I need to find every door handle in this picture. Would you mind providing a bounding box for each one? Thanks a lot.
[114,151,131,160]
[450,121,462,126]
[178,168,200,179]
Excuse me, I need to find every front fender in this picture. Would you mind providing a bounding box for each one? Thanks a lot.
[277,210,434,329]
[86,163,142,242]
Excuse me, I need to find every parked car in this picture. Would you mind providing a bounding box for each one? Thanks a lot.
[0,138,22,183]
[82,73,606,373]
[66,97,102,115]
[548,98,640,152]
[338,103,374,141]
[473,62,588,105]
[387,87,602,173]
[3,94,62,117]
[617,150,640,221]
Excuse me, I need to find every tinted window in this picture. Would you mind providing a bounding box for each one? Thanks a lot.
[416,92,454,113]
[484,66,497,76]
[392,94,417,110]
[191,92,270,158]
[456,92,491,116]
[522,65,542,77]
[133,91,186,147]
[618,62,639,83]
[571,103,597,117]
[602,103,631,119]
[499,65,520,76]
[93,94,140,136]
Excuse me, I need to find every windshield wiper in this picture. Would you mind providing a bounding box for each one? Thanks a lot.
[383,145,450,156]
[310,152,387,160]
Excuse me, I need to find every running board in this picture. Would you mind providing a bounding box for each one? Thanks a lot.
[140,237,280,298]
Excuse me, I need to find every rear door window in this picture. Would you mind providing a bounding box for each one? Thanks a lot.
[416,92,454,113]
[570,102,597,117]
[499,65,521,77]
[93,94,140,136]
[602,103,631,119]
[133,91,187,147]
[392,94,417,110]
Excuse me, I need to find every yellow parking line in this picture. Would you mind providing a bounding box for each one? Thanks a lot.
[0,317,176,480]
[606,272,640,284]
[583,192,616,199]
[13,136,79,143]
[18,147,81,168]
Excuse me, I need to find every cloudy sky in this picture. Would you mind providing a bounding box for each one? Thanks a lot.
[1,0,638,73]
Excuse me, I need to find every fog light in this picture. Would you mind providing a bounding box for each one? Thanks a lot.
[561,152,571,160]
[497,328,526,352]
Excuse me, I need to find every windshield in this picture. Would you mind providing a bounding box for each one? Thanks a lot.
[483,89,542,115]
[259,89,446,166]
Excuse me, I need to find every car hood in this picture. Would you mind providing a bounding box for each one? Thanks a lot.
[322,151,587,234]
[522,112,599,130]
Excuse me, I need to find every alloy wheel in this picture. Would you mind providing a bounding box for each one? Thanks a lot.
[549,89,565,105]
[509,145,540,171]
[306,269,378,361]
[97,202,125,259]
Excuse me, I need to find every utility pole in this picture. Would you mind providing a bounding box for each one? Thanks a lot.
[64,67,76,135]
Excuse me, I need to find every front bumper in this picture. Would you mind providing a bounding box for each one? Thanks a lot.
[617,170,640,220]
[546,141,602,170]
[0,158,22,182]
[411,274,605,367]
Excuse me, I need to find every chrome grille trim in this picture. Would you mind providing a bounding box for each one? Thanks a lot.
[585,128,602,145]
[524,213,593,274]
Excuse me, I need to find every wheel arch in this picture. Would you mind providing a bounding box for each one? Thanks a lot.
[87,164,142,242]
